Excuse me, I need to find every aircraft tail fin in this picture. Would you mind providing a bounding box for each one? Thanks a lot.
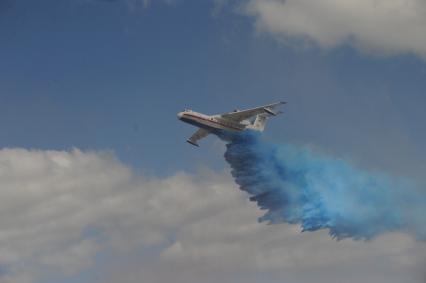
[251,114,268,132]
[250,110,283,132]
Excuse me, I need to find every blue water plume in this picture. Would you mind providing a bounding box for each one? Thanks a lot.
[220,130,426,241]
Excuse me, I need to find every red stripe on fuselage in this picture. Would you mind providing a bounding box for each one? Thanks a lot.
[182,113,243,131]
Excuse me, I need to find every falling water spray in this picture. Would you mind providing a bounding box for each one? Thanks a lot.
[221,131,426,241]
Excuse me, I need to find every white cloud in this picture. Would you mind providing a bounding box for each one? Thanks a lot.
[244,0,426,58]
[0,148,424,283]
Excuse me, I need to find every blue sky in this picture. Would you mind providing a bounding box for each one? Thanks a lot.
[1,1,426,283]
[2,0,426,176]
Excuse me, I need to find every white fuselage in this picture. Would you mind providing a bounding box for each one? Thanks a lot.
[177,110,245,132]
[177,102,284,146]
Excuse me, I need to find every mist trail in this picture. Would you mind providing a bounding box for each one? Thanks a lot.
[220,130,426,240]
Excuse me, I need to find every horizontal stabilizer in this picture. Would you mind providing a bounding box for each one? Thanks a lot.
[263,107,277,116]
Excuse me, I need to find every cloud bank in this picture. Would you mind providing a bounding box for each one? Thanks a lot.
[244,0,426,58]
[0,148,424,283]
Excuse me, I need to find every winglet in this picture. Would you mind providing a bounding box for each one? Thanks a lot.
[187,139,200,147]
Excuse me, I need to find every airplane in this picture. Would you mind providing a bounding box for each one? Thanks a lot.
[177,101,285,146]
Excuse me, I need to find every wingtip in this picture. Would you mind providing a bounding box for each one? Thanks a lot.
[186,140,200,147]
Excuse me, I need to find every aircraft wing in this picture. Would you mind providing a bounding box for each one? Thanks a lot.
[187,128,211,147]
[220,101,286,122]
